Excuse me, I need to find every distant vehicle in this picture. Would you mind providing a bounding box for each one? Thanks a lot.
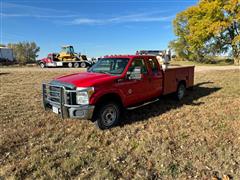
[137,49,172,68]
[0,47,14,62]
[38,45,94,68]
[136,50,165,56]
[91,57,102,63]
[42,54,194,130]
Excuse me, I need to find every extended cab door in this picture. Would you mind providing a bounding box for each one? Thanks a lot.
[145,57,163,98]
[119,58,152,106]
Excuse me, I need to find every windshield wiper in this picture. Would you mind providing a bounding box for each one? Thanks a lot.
[94,71,111,75]
[100,71,111,75]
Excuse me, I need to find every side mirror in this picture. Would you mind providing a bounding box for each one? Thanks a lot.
[127,66,142,80]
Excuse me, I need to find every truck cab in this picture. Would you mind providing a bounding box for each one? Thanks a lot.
[42,55,194,129]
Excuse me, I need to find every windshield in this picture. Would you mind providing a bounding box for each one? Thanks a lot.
[88,58,129,75]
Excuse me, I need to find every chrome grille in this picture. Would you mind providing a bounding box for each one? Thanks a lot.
[42,81,76,107]
[48,86,61,103]
[43,84,62,106]
[42,81,86,119]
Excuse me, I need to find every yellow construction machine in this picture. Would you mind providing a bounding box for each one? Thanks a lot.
[56,45,87,62]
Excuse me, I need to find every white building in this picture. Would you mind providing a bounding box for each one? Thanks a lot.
[0,47,14,62]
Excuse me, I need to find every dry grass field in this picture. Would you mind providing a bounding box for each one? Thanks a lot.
[0,66,240,179]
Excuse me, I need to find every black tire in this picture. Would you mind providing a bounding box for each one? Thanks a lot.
[80,62,86,68]
[175,82,186,101]
[74,62,79,68]
[94,102,121,130]
[68,62,73,68]
[40,63,45,68]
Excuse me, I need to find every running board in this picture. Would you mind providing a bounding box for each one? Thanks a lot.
[127,99,159,110]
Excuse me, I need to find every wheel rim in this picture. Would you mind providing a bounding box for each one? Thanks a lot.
[101,106,117,126]
[40,63,44,68]
[68,63,72,68]
[74,63,79,68]
[178,84,185,99]
[81,62,86,68]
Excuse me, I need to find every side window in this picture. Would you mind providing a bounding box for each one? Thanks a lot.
[70,47,74,54]
[128,59,147,74]
[148,58,159,74]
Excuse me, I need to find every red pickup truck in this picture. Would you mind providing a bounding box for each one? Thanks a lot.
[42,55,194,129]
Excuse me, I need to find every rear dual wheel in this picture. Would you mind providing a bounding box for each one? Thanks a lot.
[80,62,86,68]
[74,62,79,68]
[68,62,81,68]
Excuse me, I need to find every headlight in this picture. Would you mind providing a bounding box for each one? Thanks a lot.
[76,87,94,105]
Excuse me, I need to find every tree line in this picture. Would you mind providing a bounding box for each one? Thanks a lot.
[1,42,40,65]
[169,0,239,65]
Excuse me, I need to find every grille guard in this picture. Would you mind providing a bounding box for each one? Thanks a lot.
[42,82,92,119]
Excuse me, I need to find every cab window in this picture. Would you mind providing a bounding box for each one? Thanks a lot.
[148,58,159,74]
[128,59,147,74]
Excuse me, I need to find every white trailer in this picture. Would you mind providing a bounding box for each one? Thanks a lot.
[0,47,14,62]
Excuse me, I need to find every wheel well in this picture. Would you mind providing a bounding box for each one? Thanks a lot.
[92,93,123,121]
[95,93,123,107]
[178,80,186,87]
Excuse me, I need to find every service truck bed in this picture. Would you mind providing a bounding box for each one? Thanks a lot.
[162,66,194,95]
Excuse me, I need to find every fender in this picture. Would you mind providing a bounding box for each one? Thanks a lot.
[90,87,126,106]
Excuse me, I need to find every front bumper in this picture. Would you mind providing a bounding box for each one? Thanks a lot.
[42,82,94,119]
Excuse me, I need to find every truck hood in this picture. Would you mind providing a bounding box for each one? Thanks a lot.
[54,72,118,87]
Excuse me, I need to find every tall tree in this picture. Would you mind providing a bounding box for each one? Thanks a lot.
[7,42,40,64]
[170,0,240,64]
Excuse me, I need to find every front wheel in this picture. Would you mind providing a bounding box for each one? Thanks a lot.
[175,82,186,101]
[40,63,45,68]
[94,102,121,130]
